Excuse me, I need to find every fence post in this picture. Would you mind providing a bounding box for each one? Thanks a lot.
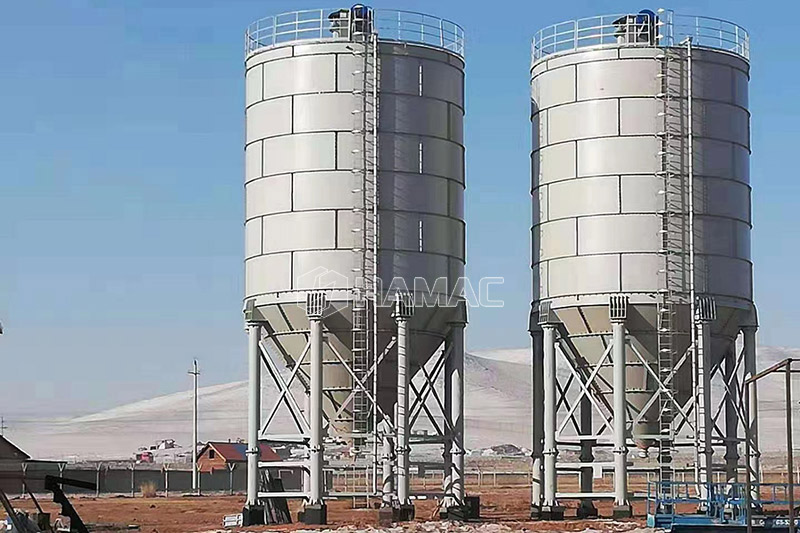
[164,466,170,498]
[20,463,28,499]
[95,464,102,497]
[130,463,136,497]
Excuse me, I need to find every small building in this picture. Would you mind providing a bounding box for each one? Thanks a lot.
[197,441,301,491]
[196,441,280,473]
[0,435,30,468]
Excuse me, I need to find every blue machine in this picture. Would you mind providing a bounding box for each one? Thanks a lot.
[647,481,799,531]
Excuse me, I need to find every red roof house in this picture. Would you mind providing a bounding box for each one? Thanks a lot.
[196,441,280,473]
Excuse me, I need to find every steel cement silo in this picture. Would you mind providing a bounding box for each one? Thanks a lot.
[241,7,469,524]
[529,10,758,519]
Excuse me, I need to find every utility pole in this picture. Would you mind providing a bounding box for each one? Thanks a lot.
[0,417,7,436]
[188,360,200,495]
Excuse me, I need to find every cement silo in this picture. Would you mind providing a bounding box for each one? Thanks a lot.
[242,7,470,524]
[529,10,757,519]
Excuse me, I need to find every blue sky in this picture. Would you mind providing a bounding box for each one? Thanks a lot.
[1,0,798,418]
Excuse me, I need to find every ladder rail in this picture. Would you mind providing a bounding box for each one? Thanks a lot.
[349,8,380,497]
[654,42,691,496]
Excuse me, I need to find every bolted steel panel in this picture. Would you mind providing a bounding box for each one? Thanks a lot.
[547,99,619,144]
[547,176,619,219]
[262,132,336,176]
[292,171,353,211]
[293,93,353,133]
[263,211,337,253]
[246,97,292,142]
[246,174,291,218]
[577,214,660,255]
[246,253,292,295]
[577,60,658,100]
[261,55,336,99]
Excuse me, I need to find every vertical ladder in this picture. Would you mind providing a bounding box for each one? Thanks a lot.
[349,8,379,452]
[654,43,687,495]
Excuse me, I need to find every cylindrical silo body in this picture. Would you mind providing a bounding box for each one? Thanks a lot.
[531,13,752,445]
[244,9,465,438]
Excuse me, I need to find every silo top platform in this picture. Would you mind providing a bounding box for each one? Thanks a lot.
[532,9,748,64]
[246,8,465,58]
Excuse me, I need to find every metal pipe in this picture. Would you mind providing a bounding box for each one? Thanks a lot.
[612,321,629,507]
[246,325,261,507]
[309,316,324,505]
[531,330,544,514]
[786,362,795,533]
[396,315,411,505]
[543,324,558,507]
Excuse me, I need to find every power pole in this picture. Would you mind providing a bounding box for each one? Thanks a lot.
[188,360,200,494]
[0,417,7,436]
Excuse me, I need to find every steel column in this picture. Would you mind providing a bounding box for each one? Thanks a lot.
[303,392,311,495]
[696,319,713,499]
[531,329,544,517]
[612,320,630,509]
[542,324,558,508]
[578,391,597,518]
[308,314,324,506]
[743,327,760,493]
[396,314,411,504]
[246,324,261,507]
[381,428,394,506]
[448,322,465,506]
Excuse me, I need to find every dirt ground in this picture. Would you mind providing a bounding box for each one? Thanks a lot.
[6,487,651,533]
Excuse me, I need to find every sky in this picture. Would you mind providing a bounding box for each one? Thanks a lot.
[0,0,798,421]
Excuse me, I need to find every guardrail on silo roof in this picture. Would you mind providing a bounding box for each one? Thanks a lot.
[532,10,749,63]
[246,8,465,58]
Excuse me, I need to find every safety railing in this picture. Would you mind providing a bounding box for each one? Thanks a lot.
[532,10,749,64]
[246,8,464,58]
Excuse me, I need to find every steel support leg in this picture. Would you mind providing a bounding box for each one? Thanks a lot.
[531,329,544,519]
[443,338,453,509]
[612,320,632,517]
[302,294,327,525]
[724,346,740,482]
[396,315,411,507]
[578,392,597,518]
[381,428,394,507]
[246,323,261,509]
[449,322,465,507]
[309,316,324,505]
[696,319,713,502]
[542,324,563,519]
[743,327,761,500]
[303,392,311,495]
